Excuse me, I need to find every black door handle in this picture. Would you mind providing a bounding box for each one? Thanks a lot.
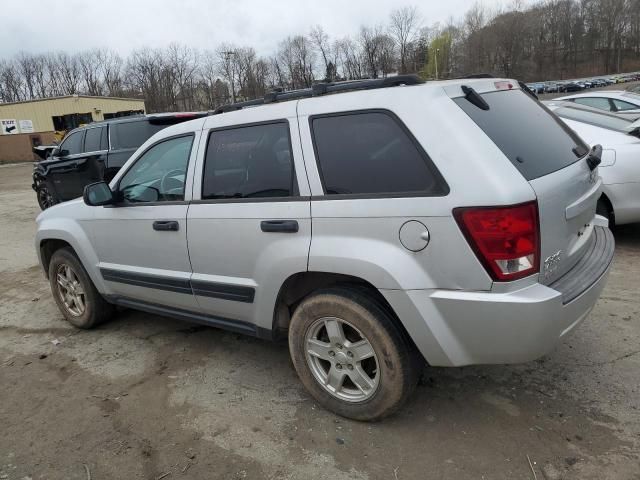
[153,220,179,231]
[260,220,299,233]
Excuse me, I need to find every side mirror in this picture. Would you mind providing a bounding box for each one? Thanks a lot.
[83,181,115,206]
[57,149,70,157]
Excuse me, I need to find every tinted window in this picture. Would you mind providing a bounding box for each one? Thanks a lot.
[573,97,612,111]
[612,99,639,111]
[118,135,193,202]
[311,112,446,196]
[60,131,84,155]
[202,122,295,199]
[84,127,104,152]
[110,121,165,150]
[454,89,588,180]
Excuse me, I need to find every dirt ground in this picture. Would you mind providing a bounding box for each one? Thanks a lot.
[0,163,638,480]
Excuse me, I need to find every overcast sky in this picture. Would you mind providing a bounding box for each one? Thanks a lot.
[0,0,512,58]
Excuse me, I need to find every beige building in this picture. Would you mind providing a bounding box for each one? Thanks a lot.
[0,95,145,162]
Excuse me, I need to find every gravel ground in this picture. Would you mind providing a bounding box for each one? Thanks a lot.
[0,162,639,480]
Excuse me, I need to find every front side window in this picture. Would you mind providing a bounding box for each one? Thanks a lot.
[311,111,447,196]
[60,131,84,155]
[118,135,194,203]
[202,122,295,200]
[573,97,613,111]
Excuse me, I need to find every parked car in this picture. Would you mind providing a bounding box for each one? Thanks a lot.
[32,113,206,210]
[555,91,640,117]
[545,100,640,226]
[36,76,614,421]
[563,82,584,92]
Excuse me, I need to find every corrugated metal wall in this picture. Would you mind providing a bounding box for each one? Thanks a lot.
[0,96,146,133]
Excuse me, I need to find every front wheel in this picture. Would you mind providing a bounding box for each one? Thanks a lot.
[36,184,57,210]
[288,287,421,421]
[48,248,114,329]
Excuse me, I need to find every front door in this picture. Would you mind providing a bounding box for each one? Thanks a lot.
[90,131,201,311]
[187,105,311,334]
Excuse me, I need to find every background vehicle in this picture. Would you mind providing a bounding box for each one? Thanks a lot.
[36,77,613,421]
[545,100,640,226]
[32,112,206,209]
[555,91,640,117]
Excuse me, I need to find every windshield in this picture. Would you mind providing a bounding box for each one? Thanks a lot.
[454,89,589,180]
[552,105,633,133]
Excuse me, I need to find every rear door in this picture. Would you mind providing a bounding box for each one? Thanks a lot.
[454,87,600,284]
[187,103,311,333]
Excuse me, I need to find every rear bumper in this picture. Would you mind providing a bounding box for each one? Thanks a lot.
[382,227,615,367]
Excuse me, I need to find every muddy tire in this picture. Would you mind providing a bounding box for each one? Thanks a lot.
[48,247,114,329]
[288,287,421,421]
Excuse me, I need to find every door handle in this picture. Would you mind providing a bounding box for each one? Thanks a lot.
[153,220,179,231]
[260,220,299,233]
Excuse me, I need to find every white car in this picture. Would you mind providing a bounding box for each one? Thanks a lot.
[545,100,640,226]
[555,91,640,118]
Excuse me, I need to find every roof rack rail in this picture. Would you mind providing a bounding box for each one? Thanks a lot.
[455,73,495,79]
[210,74,424,115]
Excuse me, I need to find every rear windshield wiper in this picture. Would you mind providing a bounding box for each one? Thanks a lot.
[461,85,490,111]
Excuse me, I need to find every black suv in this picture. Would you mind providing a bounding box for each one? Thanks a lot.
[32,113,206,209]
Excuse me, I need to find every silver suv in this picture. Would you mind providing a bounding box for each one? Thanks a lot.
[35,76,615,420]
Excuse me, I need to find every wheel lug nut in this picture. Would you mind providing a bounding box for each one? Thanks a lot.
[337,344,343,349]
[336,364,342,370]
[347,364,354,370]
[347,351,353,358]
[329,351,335,357]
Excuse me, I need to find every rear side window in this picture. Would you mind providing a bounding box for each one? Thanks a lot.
[454,89,588,180]
[84,126,105,152]
[202,122,295,200]
[110,121,165,150]
[311,111,447,196]
[612,99,638,111]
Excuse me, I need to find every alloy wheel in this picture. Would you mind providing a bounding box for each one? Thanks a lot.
[304,316,380,403]
[55,264,86,316]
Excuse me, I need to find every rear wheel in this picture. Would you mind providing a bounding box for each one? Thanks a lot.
[48,248,114,329]
[288,287,421,421]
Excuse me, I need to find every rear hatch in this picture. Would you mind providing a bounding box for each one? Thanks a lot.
[453,84,600,284]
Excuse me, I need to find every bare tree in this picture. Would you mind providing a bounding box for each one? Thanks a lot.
[389,6,421,73]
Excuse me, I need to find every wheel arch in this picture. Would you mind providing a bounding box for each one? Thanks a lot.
[597,192,615,227]
[271,271,420,355]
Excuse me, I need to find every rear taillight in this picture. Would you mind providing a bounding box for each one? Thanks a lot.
[454,201,540,281]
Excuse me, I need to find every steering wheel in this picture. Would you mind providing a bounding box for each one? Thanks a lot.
[160,169,185,198]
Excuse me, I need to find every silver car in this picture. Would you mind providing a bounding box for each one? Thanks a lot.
[35,76,614,421]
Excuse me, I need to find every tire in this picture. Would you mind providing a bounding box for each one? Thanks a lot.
[288,287,421,421]
[36,184,57,210]
[48,247,114,329]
